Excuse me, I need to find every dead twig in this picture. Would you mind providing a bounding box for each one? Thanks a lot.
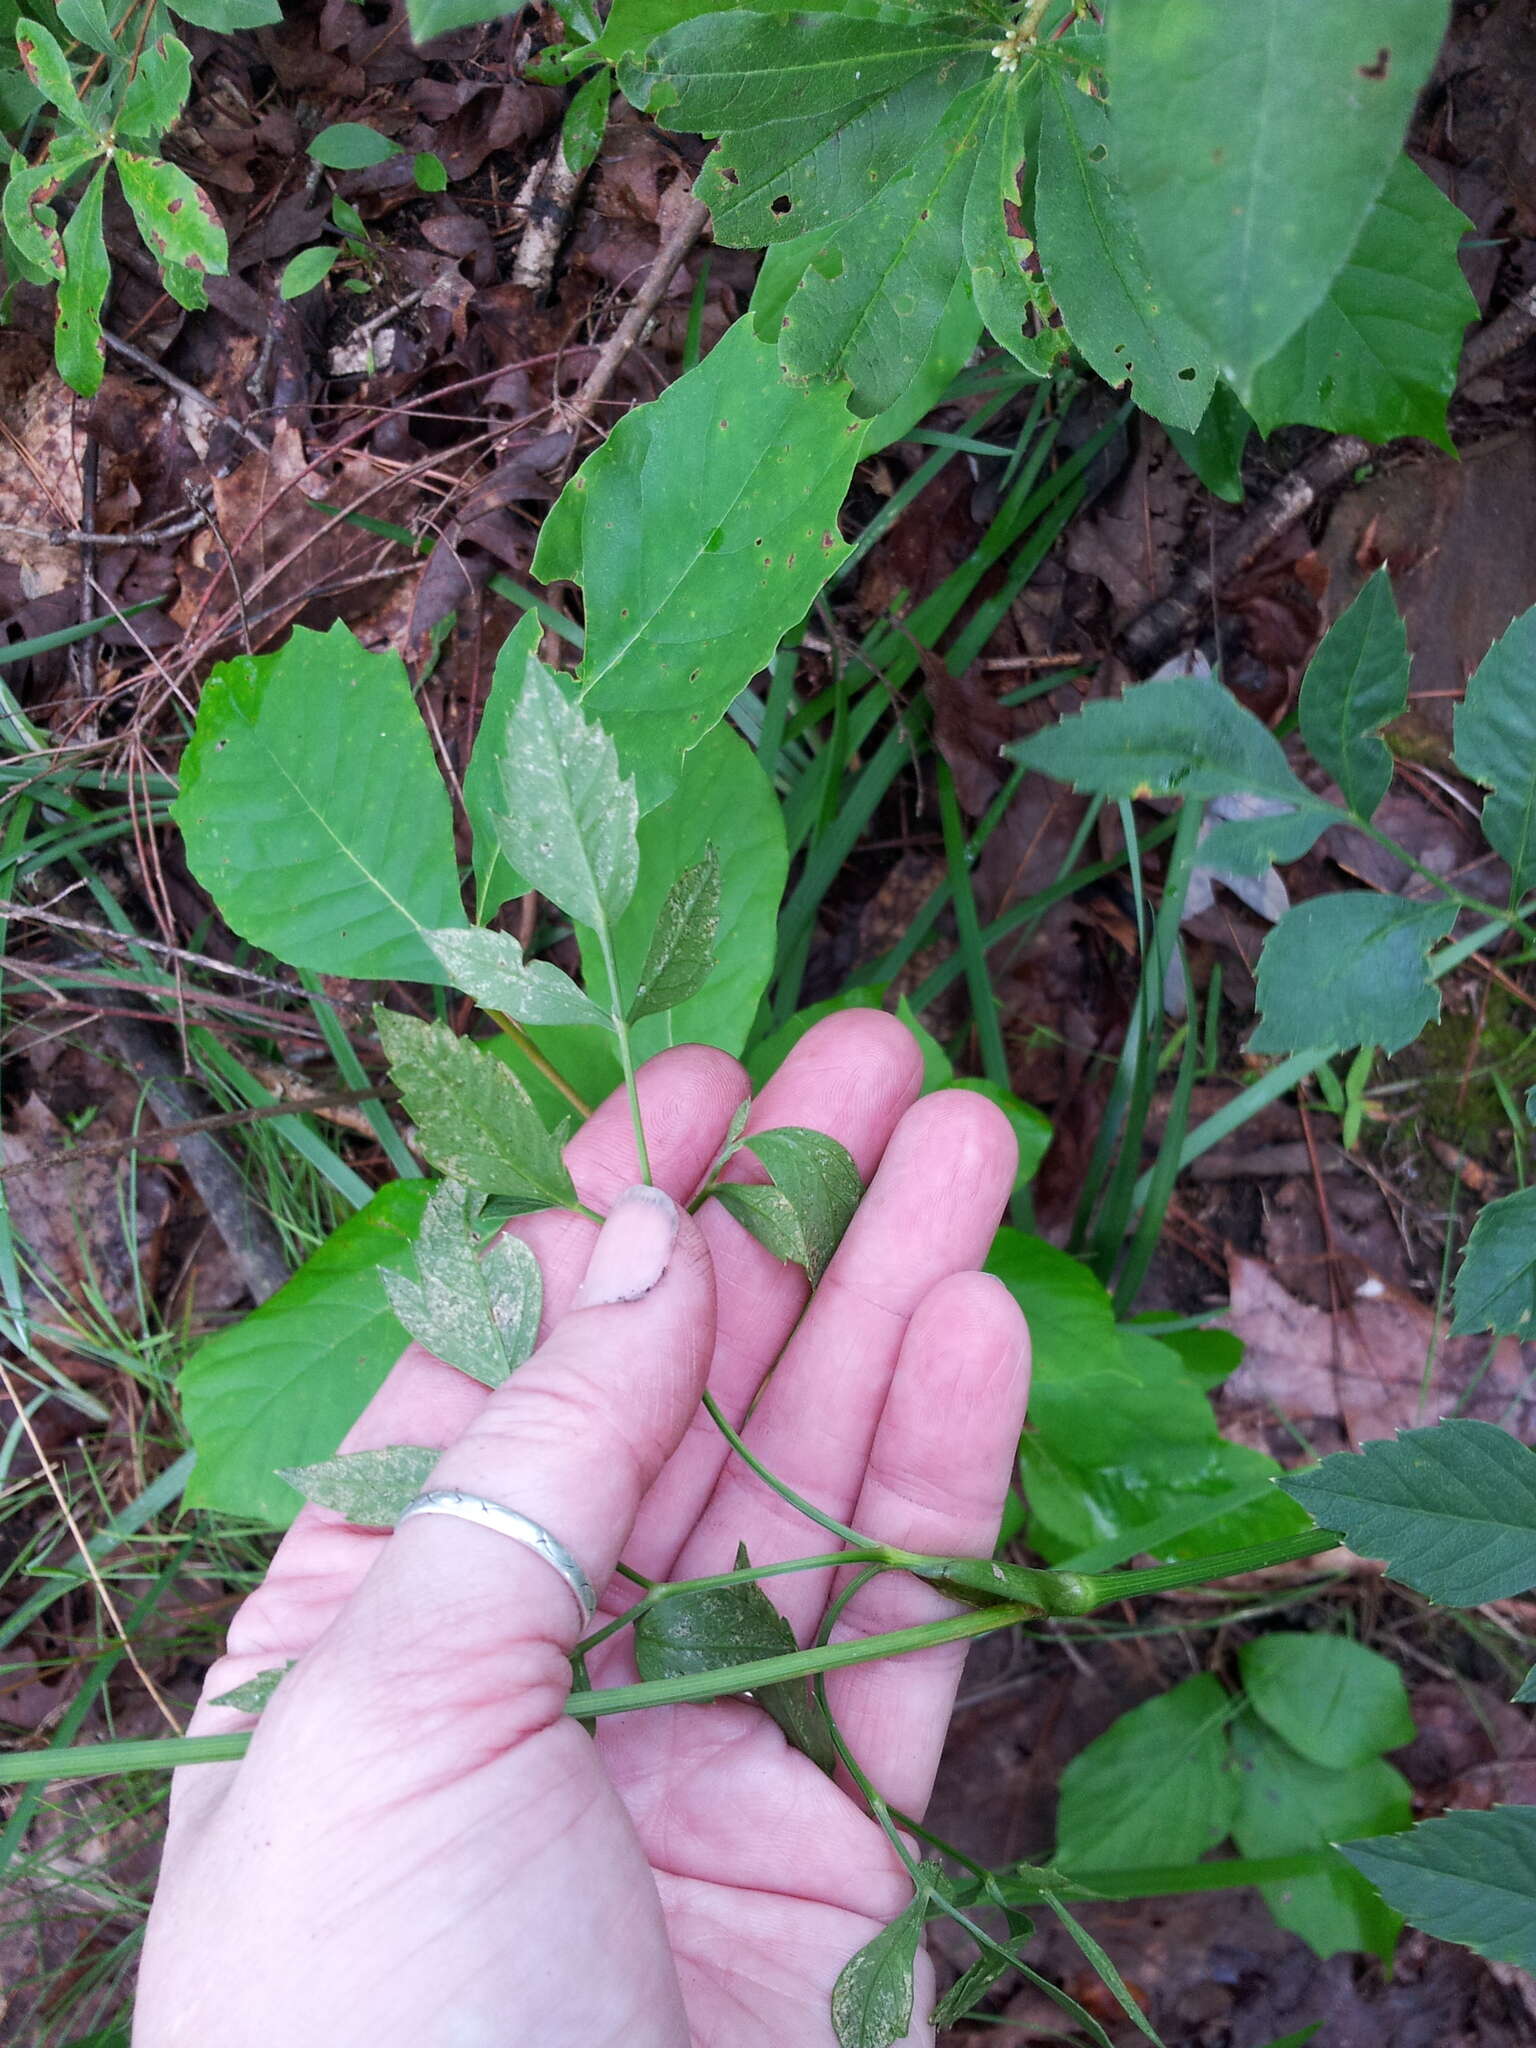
[561,192,712,438]
[510,144,590,294]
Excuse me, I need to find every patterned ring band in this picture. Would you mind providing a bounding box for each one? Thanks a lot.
[397,1490,599,1627]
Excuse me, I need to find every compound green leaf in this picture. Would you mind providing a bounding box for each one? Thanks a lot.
[308,122,400,168]
[117,151,226,277]
[1342,1807,1536,1974]
[963,79,1062,378]
[278,1443,439,1527]
[1453,604,1536,900]
[380,1179,542,1387]
[831,1877,935,2048]
[1109,0,1451,383]
[15,18,90,128]
[1055,1673,1237,1871]
[533,317,863,809]
[1009,676,1337,874]
[174,625,467,982]
[56,163,108,398]
[426,927,612,1032]
[1451,1185,1536,1339]
[1245,156,1475,450]
[1231,1713,1409,1961]
[1297,568,1409,819]
[168,0,283,25]
[1250,893,1455,1056]
[181,1181,433,1525]
[1280,1419,1536,1605]
[713,1126,862,1283]
[1238,1633,1415,1770]
[376,1009,580,1212]
[119,34,192,142]
[629,846,720,1023]
[1035,67,1215,433]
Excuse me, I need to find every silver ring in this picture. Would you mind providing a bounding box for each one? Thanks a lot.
[398,1490,599,1627]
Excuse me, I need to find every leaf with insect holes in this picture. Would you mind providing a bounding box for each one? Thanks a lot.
[309,122,401,168]
[211,1662,293,1713]
[1450,1184,1536,1338]
[119,35,192,142]
[1280,1419,1536,1605]
[1110,0,1451,385]
[635,1545,836,1773]
[1055,1672,1237,1872]
[279,246,338,300]
[1250,893,1456,1056]
[963,80,1061,379]
[1238,1633,1415,1771]
[560,70,611,174]
[1035,67,1216,434]
[712,1126,862,1284]
[425,928,613,1033]
[168,0,282,25]
[175,625,467,982]
[15,19,91,129]
[116,153,227,277]
[1343,1807,1536,1973]
[494,664,638,932]
[380,1180,542,1387]
[628,847,720,1022]
[56,163,108,398]
[1297,569,1409,820]
[1453,604,1536,900]
[376,1010,580,1213]
[830,1867,941,2048]
[1009,676,1339,874]
[279,1443,439,1526]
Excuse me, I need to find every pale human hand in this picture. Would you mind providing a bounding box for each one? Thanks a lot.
[136,1013,1030,2046]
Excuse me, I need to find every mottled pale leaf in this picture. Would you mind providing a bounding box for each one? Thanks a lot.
[831,1875,936,2048]
[381,1180,542,1387]
[713,1126,862,1282]
[494,664,637,931]
[1297,569,1409,819]
[629,847,720,1022]
[1055,1673,1237,1871]
[278,1443,439,1526]
[56,163,108,398]
[1342,1808,1536,1973]
[426,927,612,1032]
[119,35,192,141]
[1238,1633,1415,1770]
[117,152,226,276]
[211,1662,292,1713]
[1453,604,1536,900]
[1450,1185,1536,1339]
[1250,894,1455,1055]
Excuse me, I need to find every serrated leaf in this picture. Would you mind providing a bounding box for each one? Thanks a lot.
[117,152,226,276]
[560,69,611,174]
[279,1443,439,1526]
[494,664,637,931]
[1054,1673,1237,1871]
[1342,1807,1536,1973]
[1238,1633,1415,1770]
[1450,1185,1536,1339]
[380,1179,542,1387]
[962,80,1061,378]
[1035,67,1215,433]
[174,625,467,982]
[1250,893,1455,1056]
[210,1662,292,1713]
[1109,0,1452,383]
[533,317,863,810]
[181,1182,434,1525]
[713,1126,862,1283]
[831,1874,936,2048]
[1279,1419,1536,1605]
[1008,676,1338,874]
[279,244,339,299]
[1453,604,1536,900]
[1297,569,1409,820]
[308,122,400,168]
[15,18,90,128]
[119,35,192,142]
[425,927,613,1032]
[1245,156,1475,449]
[56,163,108,398]
[629,847,720,1022]
[169,0,282,25]
[376,1009,580,1212]
[1231,1712,1409,1961]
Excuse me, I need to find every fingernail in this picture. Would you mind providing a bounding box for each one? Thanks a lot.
[574,1185,679,1307]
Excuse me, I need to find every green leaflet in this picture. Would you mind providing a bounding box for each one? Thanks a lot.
[376,1010,580,1212]
[1009,675,1338,874]
[494,662,638,930]
[117,151,227,277]
[463,611,542,921]
[1054,1673,1237,1872]
[211,1663,292,1713]
[533,317,863,810]
[168,0,283,24]
[629,847,720,1022]
[1109,0,1451,383]
[279,246,339,301]
[1450,1185,1536,1339]
[830,1869,939,2048]
[15,18,90,128]
[426,928,613,1033]
[1342,1808,1536,1974]
[308,122,401,168]
[1297,568,1410,820]
[1279,1419,1536,1606]
[712,1126,863,1283]
[379,1180,543,1387]
[560,69,611,174]
[119,35,192,143]
[1249,894,1456,1056]
[56,162,109,398]
[405,0,508,36]
[1245,156,1475,450]
[174,625,467,984]
[962,79,1061,378]
[180,1181,434,1525]
[279,1443,439,1526]
[1166,382,1251,503]
[56,1,118,59]
[1035,66,1215,433]
[1237,1633,1415,1771]
[1453,603,1536,901]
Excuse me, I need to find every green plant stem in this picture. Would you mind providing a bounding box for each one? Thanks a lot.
[574,1545,888,1658]
[702,1391,869,1547]
[486,1010,594,1118]
[594,923,652,1184]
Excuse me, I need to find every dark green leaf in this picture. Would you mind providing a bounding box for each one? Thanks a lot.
[495,662,638,931]
[426,927,612,1032]
[714,1126,862,1283]
[1297,568,1409,819]
[831,1877,934,2048]
[376,1009,580,1212]
[278,244,338,299]
[1245,156,1475,450]
[413,151,449,192]
[589,0,718,63]
[1453,603,1536,900]
[1238,1633,1415,1770]
[1250,894,1455,1056]
[117,152,226,276]
[56,162,108,398]
[308,122,401,168]
[210,1662,292,1713]
[168,0,283,25]
[1054,1673,1237,1871]
[1280,1419,1536,1605]
[1166,382,1251,503]
[629,846,720,1022]
[119,34,191,141]
[962,80,1061,377]
[278,1443,439,1526]
[1342,1807,1536,1973]
[1035,67,1215,433]
[174,625,467,982]
[380,1180,542,1387]
[1110,0,1452,383]
[15,18,90,127]
[560,69,611,174]
[1451,1185,1536,1339]
[181,1181,433,1525]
